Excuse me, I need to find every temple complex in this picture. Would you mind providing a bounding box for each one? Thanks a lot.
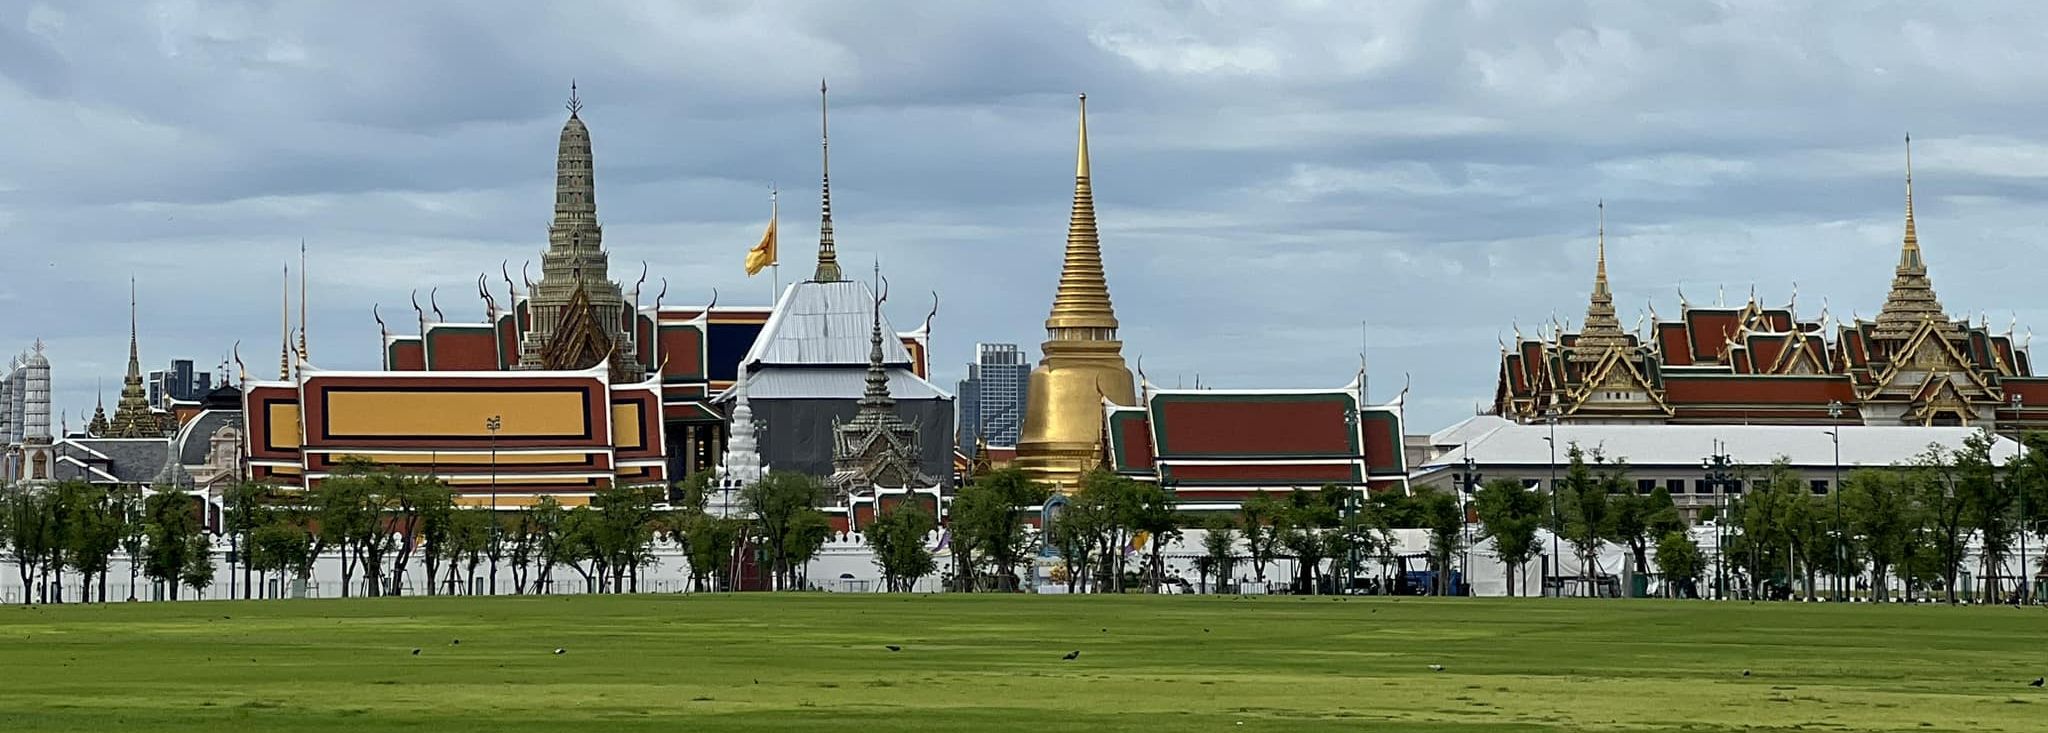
[1014,95,1138,490]
[1494,139,2048,429]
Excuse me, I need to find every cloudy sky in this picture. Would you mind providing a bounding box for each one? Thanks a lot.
[6,1,2048,433]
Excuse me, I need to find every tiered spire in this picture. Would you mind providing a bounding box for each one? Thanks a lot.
[1872,134,1958,341]
[86,386,107,437]
[858,265,895,413]
[813,79,842,283]
[716,365,763,488]
[107,279,160,438]
[1043,93,1119,340]
[1570,200,1630,362]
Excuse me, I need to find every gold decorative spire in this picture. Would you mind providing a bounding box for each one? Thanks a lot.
[1016,93,1137,490]
[107,278,159,438]
[813,78,843,283]
[298,240,309,364]
[1571,199,1630,362]
[1044,93,1119,338]
[280,263,291,379]
[1872,133,1957,342]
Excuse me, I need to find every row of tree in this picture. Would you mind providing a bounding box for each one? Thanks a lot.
[1,481,214,603]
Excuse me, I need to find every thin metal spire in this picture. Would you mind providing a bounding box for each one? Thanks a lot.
[299,239,309,364]
[814,78,842,283]
[567,79,582,117]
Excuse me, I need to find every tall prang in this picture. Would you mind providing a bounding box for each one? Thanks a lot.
[1015,94,1137,490]
[19,340,52,483]
[1569,201,1630,362]
[514,83,644,382]
[1871,134,1960,344]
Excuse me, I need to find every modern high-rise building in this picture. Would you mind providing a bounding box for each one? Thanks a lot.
[957,343,1029,452]
[147,358,216,410]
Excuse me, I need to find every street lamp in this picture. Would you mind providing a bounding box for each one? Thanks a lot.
[1828,399,1844,602]
[2011,393,2027,604]
[1702,445,1733,600]
[486,414,501,595]
[1544,407,1561,597]
[1460,454,1479,597]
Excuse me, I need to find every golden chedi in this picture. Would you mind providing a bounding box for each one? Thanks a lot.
[1015,94,1136,489]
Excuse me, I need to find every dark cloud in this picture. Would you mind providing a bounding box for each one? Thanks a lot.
[5,1,2048,432]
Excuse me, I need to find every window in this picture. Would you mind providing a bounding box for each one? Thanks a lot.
[1636,479,1656,494]
[1810,479,1829,495]
[1727,480,1744,495]
[1694,479,1712,494]
[1666,479,1685,494]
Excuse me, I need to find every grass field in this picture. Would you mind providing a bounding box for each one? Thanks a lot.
[2,594,2046,732]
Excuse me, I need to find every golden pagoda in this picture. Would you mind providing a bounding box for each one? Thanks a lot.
[1015,94,1137,489]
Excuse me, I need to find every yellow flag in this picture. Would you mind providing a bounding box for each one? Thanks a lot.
[745,215,777,276]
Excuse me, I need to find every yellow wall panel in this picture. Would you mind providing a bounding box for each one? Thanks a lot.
[325,452,593,466]
[611,403,643,449]
[325,390,587,437]
[267,403,302,449]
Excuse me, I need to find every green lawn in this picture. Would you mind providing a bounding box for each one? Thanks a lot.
[0,594,2045,731]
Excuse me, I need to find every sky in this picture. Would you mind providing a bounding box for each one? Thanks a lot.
[7,1,2048,434]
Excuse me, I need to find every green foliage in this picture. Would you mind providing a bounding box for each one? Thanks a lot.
[740,472,829,590]
[1239,492,1283,584]
[1474,477,1544,596]
[1653,530,1704,598]
[142,492,205,601]
[865,503,937,592]
[1198,514,1239,592]
[949,467,1048,592]
[1551,444,1616,593]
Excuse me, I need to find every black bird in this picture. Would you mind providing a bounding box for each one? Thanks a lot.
[1062,651,1080,661]
[554,648,566,655]
[1101,628,1107,633]
[411,649,420,656]
[451,639,460,646]
[1741,670,1751,677]
[2031,677,2044,687]
[885,645,902,652]
[1203,629,1210,633]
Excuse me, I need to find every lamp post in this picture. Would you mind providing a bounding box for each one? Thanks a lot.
[486,414,501,595]
[1461,454,1479,597]
[2011,393,2027,604]
[1544,407,1560,597]
[1702,445,1733,600]
[1828,399,1844,602]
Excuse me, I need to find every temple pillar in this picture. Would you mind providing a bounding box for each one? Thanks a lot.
[683,424,698,478]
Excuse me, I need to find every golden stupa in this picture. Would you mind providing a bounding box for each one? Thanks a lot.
[1014,94,1137,490]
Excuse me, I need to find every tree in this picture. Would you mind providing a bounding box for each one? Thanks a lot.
[415,483,456,596]
[592,484,660,593]
[1474,477,1544,596]
[1912,444,1975,604]
[444,508,493,595]
[506,508,539,594]
[1200,515,1239,593]
[248,520,311,597]
[1653,530,1704,598]
[1957,430,2018,602]
[1272,486,1343,594]
[386,474,450,596]
[221,482,275,600]
[1240,493,1283,586]
[1552,445,1615,596]
[1608,486,1682,596]
[866,502,938,592]
[528,497,567,594]
[179,532,215,599]
[951,468,1047,592]
[1130,482,1181,593]
[1416,489,1463,595]
[740,472,827,591]
[142,493,204,601]
[2,487,54,604]
[1046,493,1106,593]
[63,484,127,603]
[1841,468,1921,603]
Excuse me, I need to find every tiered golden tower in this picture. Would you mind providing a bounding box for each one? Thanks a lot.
[1015,94,1137,490]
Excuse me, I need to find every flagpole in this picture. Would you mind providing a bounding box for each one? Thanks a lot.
[769,185,780,299]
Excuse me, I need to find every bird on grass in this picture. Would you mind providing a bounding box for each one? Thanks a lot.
[554,648,566,655]
[1428,664,1444,672]
[451,639,460,646]
[2031,677,2044,688]
[1062,651,1080,661]
[410,649,421,656]
[1741,670,1751,677]
[885,645,902,652]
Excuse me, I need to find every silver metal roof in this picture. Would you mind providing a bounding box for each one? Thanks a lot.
[743,281,913,368]
[731,367,951,401]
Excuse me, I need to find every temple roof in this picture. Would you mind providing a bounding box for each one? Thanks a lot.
[52,437,168,484]
[727,367,947,401]
[743,281,915,368]
[1424,417,2019,469]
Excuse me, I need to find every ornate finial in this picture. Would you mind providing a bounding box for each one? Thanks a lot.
[567,79,582,116]
[1076,93,1090,179]
[280,264,291,379]
[814,78,842,282]
[1571,199,1627,362]
[429,287,444,323]
[32,337,43,355]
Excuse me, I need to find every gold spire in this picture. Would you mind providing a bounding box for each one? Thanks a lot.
[107,278,159,438]
[1016,93,1137,490]
[298,240,309,364]
[1873,133,1956,342]
[813,78,843,283]
[1043,93,1120,337]
[1571,200,1629,362]
[280,263,291,380]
